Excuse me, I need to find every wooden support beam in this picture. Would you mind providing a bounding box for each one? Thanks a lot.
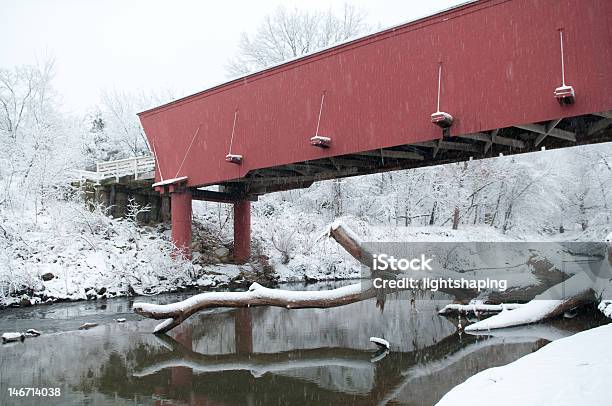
[588,117,612,136]
[414,140,480,153]
[593,111,612,120]
[191,189,257,203]
[515,122,575,145]
[545,118,563,133]
[285,163,331,174]
[356,149,424,161]
[433,139,441,158]
[531,118,563,146]
[252,168,300,178]
[247,180,314,195]
[330,157,375,168]
[242,167,359,184]
[459,131,525,149]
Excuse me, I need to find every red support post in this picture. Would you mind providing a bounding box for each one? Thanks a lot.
[171,190,192,259]
[233,200,251,263]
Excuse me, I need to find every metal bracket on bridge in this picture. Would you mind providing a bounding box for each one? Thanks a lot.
[311,91,331,148]
[225,154,243,164]
[226,111,243,164]
[431,62,454,132]
[554,29,575,106]
[310,135,331,148]
[554,85,575,105]
[431,111,454,129]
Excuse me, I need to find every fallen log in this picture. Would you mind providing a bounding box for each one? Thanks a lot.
[134,282,377,334]
[464,271,599,331]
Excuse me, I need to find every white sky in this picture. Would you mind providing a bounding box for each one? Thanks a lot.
[0,0,464,114]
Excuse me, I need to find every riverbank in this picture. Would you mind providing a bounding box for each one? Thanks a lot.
[437,323,612,405]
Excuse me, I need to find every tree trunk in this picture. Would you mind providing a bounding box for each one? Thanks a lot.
[452,207,460,230]
[429,201,437,225]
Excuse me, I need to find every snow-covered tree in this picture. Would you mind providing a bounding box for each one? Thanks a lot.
[226,4,370,76]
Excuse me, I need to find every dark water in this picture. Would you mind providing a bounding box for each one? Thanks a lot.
[0,282,608,406]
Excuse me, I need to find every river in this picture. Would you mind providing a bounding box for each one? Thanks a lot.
[0,281,608,405]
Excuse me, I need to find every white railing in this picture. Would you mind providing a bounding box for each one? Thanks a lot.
[73,156,155,183]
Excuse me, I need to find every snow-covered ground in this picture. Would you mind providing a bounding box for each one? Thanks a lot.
[0,199,249,307]
[437,323,612,406]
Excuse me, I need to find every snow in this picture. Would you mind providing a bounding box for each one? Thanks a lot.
[2,332,24,343]
[439,302,525,315]
[437,324,612,406]
[465,300,563,331]
[465,270,611,331]
[25,329,42,337]
[598,300,612,318]
[151,176,188,187]
[369,337,390,349]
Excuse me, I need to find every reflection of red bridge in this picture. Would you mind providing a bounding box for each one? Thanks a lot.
[143,305,551,405]
[139,0,612,260]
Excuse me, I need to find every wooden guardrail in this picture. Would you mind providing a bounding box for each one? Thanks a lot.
[73,156,155,183]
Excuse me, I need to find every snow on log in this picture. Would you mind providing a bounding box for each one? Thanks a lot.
[134,282,376,334]
[465,272,598,331]
[24,329,42,337]
[78,322,99,330]
[369,336,390,349]
[598,300,612,319]
[2,332,25,343]
[439,302,525,315]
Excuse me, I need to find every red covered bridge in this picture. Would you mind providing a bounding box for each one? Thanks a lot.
[138,0,612,261]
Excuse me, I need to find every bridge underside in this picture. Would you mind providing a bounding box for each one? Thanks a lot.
[223,112,612,198]
[161,111,612,262]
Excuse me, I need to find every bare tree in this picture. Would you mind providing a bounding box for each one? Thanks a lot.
[0,60,55,140]
[226,4,370,76]
[83,89,175,162]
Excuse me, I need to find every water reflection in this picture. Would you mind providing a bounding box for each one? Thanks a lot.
[0,287,608,405]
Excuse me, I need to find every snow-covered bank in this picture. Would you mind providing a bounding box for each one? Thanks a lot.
[0,199,258,308]
[437,324,612,405]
